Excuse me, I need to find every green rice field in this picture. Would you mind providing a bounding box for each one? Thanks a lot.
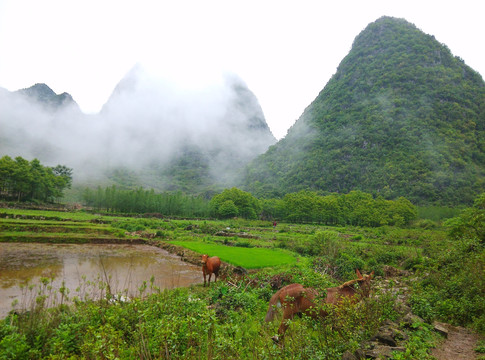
[170,240,298,268]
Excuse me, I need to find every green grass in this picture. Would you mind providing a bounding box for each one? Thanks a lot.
[0,208,118,222]
[0,232,120,243]
[0,223,116,234]
[170,240,298,268]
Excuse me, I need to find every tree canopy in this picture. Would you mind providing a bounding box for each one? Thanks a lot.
[210,187,261,219]
[261,190,416,226]
[0,155,72,202]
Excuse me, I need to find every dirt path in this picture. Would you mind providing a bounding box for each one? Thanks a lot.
[431,323,482,360]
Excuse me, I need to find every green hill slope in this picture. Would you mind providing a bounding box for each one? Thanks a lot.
[243,17,485,205]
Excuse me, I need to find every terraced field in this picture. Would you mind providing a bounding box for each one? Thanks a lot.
[0,208,301,268]
[0,215,131,243]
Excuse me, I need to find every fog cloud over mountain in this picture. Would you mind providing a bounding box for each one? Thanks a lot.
[0,65,276,191]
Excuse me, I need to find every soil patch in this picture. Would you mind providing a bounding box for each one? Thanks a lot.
[431,323,482,360]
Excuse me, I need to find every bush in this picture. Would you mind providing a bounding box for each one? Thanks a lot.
[413,219,437,229]
[335,253,366,280]
[308,230,343,258]
[198,222,219,235]
[0,330,32,360]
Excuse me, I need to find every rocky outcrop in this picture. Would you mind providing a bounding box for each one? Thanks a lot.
[341,314,421,359]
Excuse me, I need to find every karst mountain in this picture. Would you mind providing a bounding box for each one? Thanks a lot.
[242,17,485,206]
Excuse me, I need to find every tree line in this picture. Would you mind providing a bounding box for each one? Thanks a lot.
[261,190,416,226]
[82,186,211,218]
[0,155,72,202]
[83,186,417,227]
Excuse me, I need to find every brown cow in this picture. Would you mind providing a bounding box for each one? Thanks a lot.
[201,254,221,287]
[265,269,374,341]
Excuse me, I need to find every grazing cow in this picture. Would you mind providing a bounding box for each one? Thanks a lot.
[201,254,221,287]
[265,269,374,341]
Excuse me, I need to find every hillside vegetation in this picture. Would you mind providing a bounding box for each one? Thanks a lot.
[243,17,485,206]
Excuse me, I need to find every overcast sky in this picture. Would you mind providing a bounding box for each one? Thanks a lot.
[0,0,484,139]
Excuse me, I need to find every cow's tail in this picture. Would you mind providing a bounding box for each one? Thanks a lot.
[265,290,282,322]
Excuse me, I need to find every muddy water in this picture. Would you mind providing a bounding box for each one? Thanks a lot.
[0,243,203,318]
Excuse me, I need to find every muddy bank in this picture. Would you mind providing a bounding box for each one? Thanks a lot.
[0,242,204,318]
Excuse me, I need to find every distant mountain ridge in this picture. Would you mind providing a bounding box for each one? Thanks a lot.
[0,68,276,194]
[242,17,485,205]
[17,83,80,110]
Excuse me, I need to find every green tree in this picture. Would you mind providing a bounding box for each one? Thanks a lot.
[0,156,72,202]
[210,188,261,219]
[0,156,15,196]
[282,191,318,223]
[447,193,485,243]
[51,165,73,200]
[12,157,32,201]
[218,200,239,218]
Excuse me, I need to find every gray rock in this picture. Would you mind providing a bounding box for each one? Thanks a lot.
[432,321,449,338]
[401,312,424,327]
[342,350,357,360]
[354,348,366,359]
[375,333,397,347]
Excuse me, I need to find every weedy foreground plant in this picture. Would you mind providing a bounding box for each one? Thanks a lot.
[0,267,400,359]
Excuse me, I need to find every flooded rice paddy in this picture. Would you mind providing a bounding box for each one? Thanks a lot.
[0,243,203,318]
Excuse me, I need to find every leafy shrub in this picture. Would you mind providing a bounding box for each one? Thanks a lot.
[392,322,436,360]
[218,200,239,218]
[308,230,343,258]
[475,340,485,353]
[155,230,167,238]
[112,219,147,232]
[210,188,261,220]
[198,222,218,235]
[0,329,32,360]
[335,253,366,280]
[414,219,438,229]
[409,294,436,322]
[446,192,485,244]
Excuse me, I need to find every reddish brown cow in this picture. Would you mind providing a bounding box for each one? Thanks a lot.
[265,269,374,341]
[201,254,221,287]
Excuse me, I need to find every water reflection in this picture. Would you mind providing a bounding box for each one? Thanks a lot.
[0,243,203,318]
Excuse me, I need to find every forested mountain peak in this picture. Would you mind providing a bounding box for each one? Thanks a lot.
[243,17,485,205]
